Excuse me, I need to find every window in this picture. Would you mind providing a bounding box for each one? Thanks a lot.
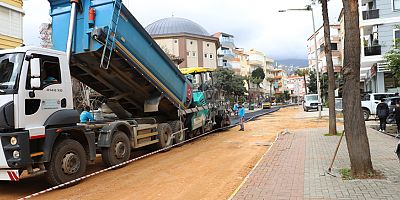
[207,43,210,47]
[204,53,208,58]
[190,41,193,45]
[0,53,23,92]
[394,0,400,10]
[187,51,190,56]
[209,54,213,59]
[26,54,61,90]
[331,43,338,50]
[174,40,178,43]
[192,52,196,57]
[361,94,370,101]
[0,6,23,39]
[395,30,400,47]
[374,94,391,101]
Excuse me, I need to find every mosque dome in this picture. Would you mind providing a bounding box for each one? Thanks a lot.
[145,17,210,36]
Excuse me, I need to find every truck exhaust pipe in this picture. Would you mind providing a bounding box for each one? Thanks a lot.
[66,0,80,62]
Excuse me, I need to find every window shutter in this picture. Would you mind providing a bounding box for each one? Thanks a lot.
[0,6,22,39]
[0,6,9,36]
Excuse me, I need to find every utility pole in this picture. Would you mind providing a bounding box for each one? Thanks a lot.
[279,5,322,118]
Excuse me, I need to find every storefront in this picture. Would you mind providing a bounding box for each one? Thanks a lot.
[364,63,400,93]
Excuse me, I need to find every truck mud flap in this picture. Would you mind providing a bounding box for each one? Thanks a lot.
[85,131,96,161]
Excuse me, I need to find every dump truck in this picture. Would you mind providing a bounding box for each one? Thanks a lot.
[0,0,230,185]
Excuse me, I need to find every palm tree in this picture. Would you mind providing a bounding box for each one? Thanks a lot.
[295,69,309,95]
[266,77,274,98]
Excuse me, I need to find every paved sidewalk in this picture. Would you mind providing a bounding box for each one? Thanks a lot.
[232,127,400,200]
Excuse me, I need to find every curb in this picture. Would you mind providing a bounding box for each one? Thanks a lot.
[227,130,283,200]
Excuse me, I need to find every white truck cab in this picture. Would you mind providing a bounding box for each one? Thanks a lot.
[0,46,74,133]
[0,46,80,181]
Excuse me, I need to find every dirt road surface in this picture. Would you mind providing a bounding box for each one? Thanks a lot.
[0,106,334,200]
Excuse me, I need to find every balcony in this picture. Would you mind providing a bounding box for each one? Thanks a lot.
[219,49,235,60]
[362,9,379,20]
[220,37,235,48]
[364,45,381,56]
[248,60,264,66]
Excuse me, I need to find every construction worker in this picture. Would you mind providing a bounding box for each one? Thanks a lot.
[80,106,95,124]
[233,101,239,116]
[238,103,245,131]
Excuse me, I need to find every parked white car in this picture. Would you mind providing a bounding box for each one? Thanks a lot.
[361,93,395,120]
[303,94,320,112]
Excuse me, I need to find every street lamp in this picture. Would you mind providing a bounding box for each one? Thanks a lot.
[279,5,322,118]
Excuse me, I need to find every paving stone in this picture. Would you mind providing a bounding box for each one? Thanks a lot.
[233,127,400,200]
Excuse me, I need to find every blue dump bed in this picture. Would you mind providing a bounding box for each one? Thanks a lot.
[48,0,192,120]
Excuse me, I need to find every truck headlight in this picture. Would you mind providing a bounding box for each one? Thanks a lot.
[13,151,20,159]
[10,137,17,145]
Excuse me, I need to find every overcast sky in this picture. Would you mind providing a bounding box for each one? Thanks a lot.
[23,0,342,60]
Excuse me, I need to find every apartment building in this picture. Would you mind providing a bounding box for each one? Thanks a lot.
[287,75,306,103]
[233,48,250,77]
[307,24,343,75]
[0,0,24,49]
[245,49,274,96]
[271,68,288,94]
[213,32,236,68]
[360,0,400,93]
[145,17,219,69]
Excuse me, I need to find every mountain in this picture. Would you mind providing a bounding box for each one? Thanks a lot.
[276,59,308,68]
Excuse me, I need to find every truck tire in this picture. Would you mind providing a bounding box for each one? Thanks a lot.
[102,131,131,167]
[169,120,185,144]
[214,115,224,129]
[45,139,87,186]
[362,109,370,121]
[156,123,172,149]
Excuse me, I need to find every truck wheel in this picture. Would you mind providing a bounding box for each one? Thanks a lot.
[362,109,370,121]
[224,115,231,128]
[214,115,224,129]
[102,131,131,167]
[45,139,87,186]
[156,123,172,149]
[169,121,185,144]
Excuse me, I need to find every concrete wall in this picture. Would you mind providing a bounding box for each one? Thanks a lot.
[202,41,217,68]
[376,0,400,18]
[0,0,22,8]
[155,38,180,57]
[378,22,398,54]
[186,39,198,68]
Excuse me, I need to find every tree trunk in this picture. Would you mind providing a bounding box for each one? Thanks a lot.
[303,75,308,95]
[321,0,337,135]
[269,82,272,97]
[341,0,374,177]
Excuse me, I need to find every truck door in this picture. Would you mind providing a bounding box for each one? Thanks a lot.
[17,52,69,138]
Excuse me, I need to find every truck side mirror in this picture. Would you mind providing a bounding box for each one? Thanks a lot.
[30,58,41,89]
[30,78,41,89]
[30,58,41,77]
